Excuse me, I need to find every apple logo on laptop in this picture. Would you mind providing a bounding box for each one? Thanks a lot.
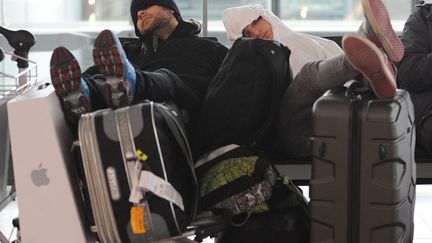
[31,163,50,186]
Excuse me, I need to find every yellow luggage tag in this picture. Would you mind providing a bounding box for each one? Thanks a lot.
[131,150,148,234]
[131,206,145,234]
[136,149,148,162]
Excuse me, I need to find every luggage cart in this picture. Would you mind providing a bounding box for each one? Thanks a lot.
[0,26,37,243]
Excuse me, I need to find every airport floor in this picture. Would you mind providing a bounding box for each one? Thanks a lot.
[1,185,431,242]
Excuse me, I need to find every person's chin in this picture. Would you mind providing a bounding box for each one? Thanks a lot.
[141,26,155,35]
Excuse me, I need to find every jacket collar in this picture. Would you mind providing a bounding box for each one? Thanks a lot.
[167,19,201,40]
[140,20,201,50]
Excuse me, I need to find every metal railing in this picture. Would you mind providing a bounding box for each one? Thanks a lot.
[0,51,38,100]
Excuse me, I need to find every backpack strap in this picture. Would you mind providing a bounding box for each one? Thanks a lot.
[249,40,292,149]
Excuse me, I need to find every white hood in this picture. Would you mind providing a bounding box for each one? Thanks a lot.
[223,4,343,77]
[222,4,265,42]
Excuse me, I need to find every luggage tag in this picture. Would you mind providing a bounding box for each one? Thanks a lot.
[131,204,146,234]
[138,170,185,211]
[132,148,185,211]
[130,149,149,235]
[129,149,148,204]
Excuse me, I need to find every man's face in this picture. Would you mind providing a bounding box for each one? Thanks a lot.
[136,5,174,36]
[242,17,273,40]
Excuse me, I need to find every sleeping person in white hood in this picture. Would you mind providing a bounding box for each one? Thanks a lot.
[223,4,342,77]
[223,1,404,156]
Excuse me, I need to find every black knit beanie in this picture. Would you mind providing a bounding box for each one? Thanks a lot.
[130,0,181,36]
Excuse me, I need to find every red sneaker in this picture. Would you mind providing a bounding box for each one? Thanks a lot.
[342,33,396,99]
[93,29,136,109]
[50,47,92,125]
[360,0,404,62]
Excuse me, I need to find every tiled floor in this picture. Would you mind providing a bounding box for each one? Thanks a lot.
[0,185,431,243]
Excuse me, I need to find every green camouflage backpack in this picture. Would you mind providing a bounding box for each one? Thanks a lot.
[195,145,307,217]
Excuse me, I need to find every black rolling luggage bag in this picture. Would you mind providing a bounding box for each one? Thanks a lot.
[309,85,416,243]
[78,101,198,243]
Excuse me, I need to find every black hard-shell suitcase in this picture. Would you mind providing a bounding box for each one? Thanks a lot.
[309,86,416,243]
[78,101,198,243]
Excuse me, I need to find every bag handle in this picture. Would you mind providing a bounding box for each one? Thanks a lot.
[115,107,140,188]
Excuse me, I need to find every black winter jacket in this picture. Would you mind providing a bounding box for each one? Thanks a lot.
[399,4,432,92]
[398,4,432,134]
[84,20,227,101]
[125,20,228,97]
[83,20,228,134]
